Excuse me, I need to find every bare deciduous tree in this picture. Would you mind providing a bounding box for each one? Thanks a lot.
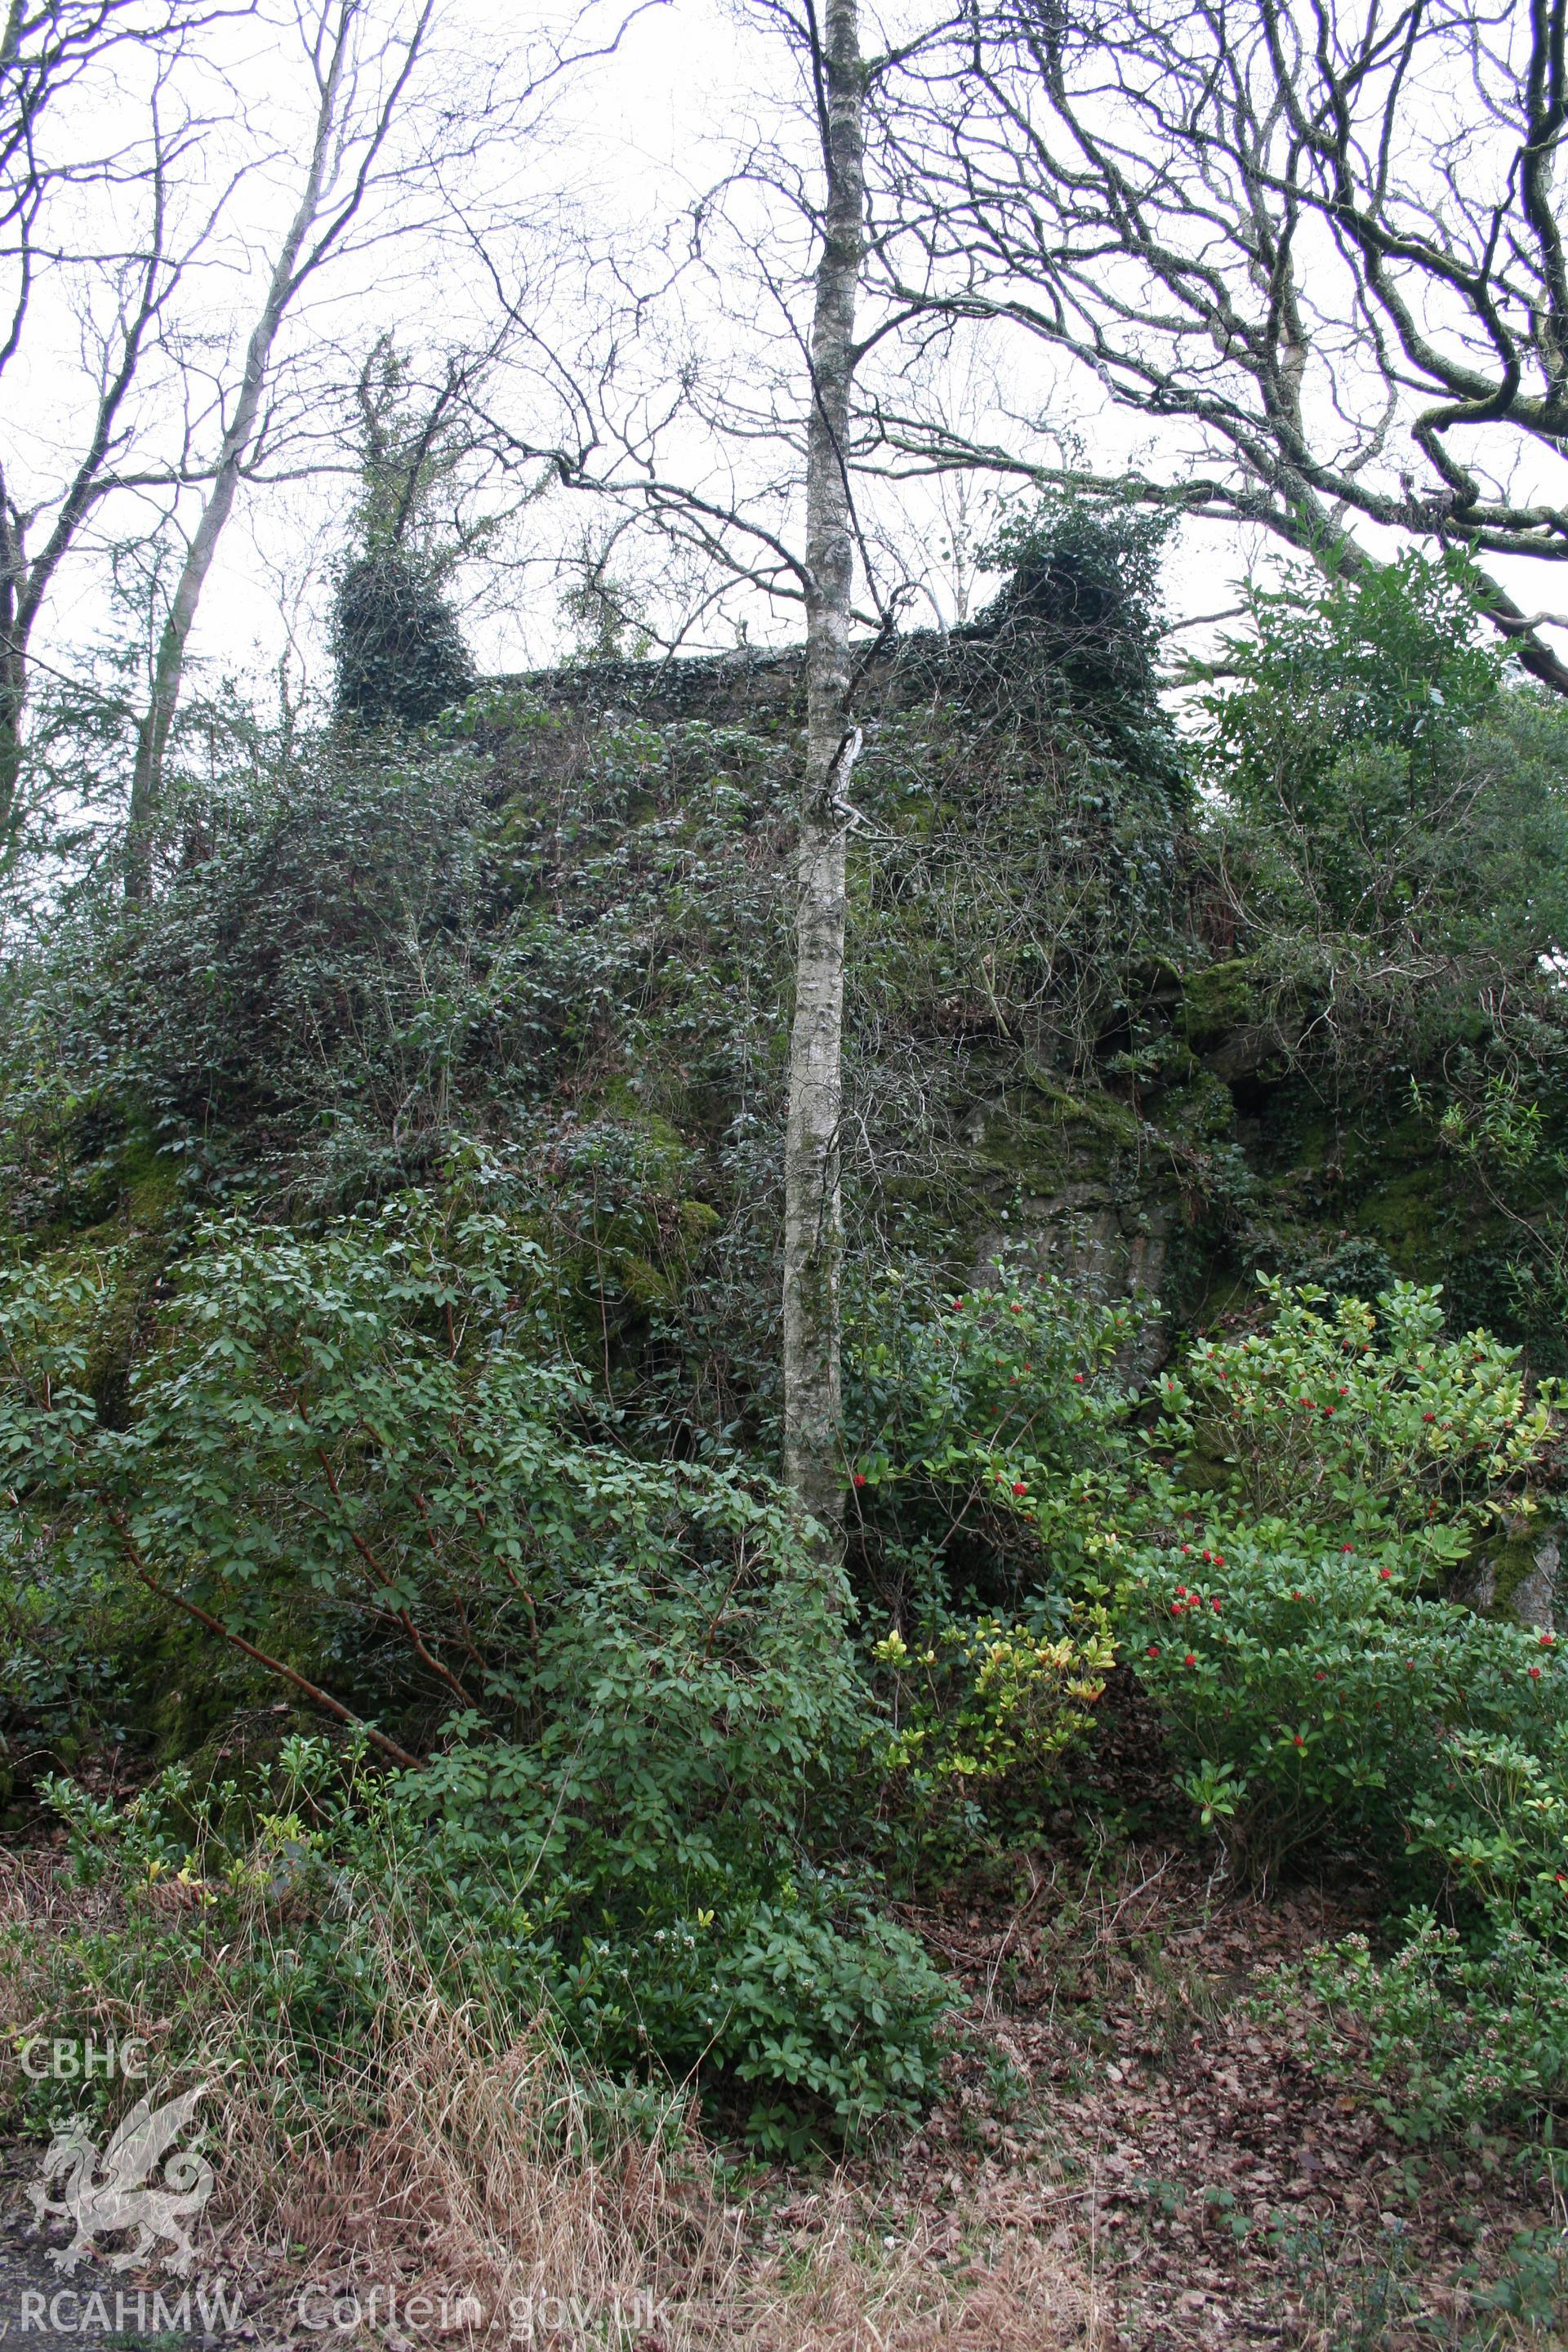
[875,0,1568,684]
[122,0,445,896]
[116,0,643,894]
[0,0,238,858]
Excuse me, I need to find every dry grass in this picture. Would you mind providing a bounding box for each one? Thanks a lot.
[222,1928,1102,2349]
[1,1851,1099,2350]
[737,2212,1102,2350]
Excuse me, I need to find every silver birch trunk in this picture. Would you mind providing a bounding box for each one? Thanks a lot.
[782,0,864,1542]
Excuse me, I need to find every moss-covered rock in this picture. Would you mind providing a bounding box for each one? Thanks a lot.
[1459,1524,1561,1630]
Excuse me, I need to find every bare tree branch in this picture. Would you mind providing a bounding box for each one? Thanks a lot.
[870,0,1568,685]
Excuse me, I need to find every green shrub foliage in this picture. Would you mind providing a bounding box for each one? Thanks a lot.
[0,1203,953,2137]
[1121,1276,1568,2145]
[1125,1278,1561,1863]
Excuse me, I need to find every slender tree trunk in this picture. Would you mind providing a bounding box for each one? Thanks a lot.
[0,489,26,857]
[782,0,865,1540]
[123,3,356,898]
[122,451,247,896]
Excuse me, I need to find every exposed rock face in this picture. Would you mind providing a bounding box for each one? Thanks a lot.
[1512,1535,1560,1632]
[1460,1526,1562,1630]
[959,1086,1177,1379]
[975,1183,1171,1378]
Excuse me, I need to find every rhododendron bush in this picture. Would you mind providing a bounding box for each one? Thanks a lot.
[1126,1278,1566,1874]
[1151,1276,1552,1556]
[1130,1535,1566,1870]
[1109,1276,1568,2145]
[843,1263,1138,1601]
[844,1271,1568,1907]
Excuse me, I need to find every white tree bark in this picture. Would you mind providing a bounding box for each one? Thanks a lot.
[782,0,864,1542]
